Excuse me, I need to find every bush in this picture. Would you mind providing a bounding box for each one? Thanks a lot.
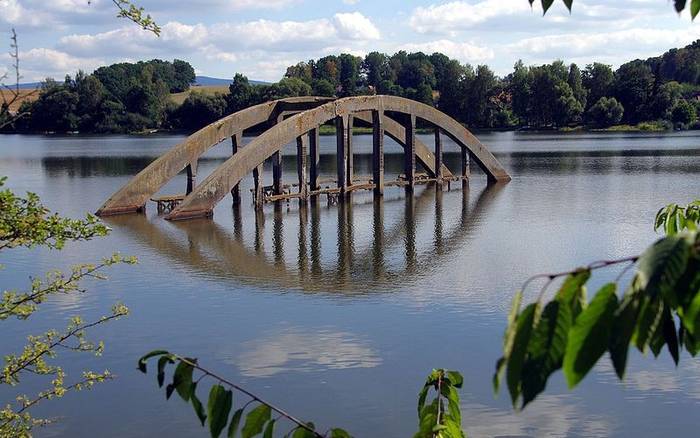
[586,96,624,127]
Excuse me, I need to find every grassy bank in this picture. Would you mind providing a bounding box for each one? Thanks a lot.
[170,85,230,105]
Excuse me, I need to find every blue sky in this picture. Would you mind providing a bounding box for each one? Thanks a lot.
[2,0,700,82]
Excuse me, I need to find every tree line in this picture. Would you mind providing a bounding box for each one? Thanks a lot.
[6,40,700,134]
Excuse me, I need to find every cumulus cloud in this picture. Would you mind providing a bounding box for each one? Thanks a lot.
[7,48,106,81]
[399,39,494,63]
[409,0,531,33]
[334,12,380,40]
[504,27,698,66]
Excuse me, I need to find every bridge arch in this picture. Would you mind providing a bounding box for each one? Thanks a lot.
[96,96,452,216]
[165,95,510,221]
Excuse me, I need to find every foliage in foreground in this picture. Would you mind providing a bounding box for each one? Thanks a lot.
[140,350,466,438]
[0,177,135,436]
[495,200,700,409]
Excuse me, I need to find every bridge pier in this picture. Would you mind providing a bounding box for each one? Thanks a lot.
[461,146,471,186]
[253,165,264,207]
[186,160,197,195]
[403,114,416,191]
[434,128,443,187]
[346,115,354,188]
[309,128,320,193]
[231,132,242,205]
[272,152,283,196]
[296,135,308,201]
[336,115,349,194]
[372,110,384,197]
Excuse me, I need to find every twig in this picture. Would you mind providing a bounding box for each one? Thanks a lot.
[522,255,640,295]
[174,355,324,438]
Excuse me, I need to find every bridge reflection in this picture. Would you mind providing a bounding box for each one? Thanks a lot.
[105,183,504,294]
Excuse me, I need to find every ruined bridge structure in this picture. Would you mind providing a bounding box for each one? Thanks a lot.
[96,95,511,220]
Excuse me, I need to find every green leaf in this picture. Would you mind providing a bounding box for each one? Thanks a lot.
[138,350,169,373]
[494,291,523,393]
[506,302,540,407]
[676,0,688,13]
[541,0,555,14]
[563,0,573,11]
[634,295,663,352]
[190,382,207,426]
[262,419,275,438]
[173,360,195,402]
[609,288,641,379]
[520,299,572,407]
[290,424,317,438]
[157,355,174,387]
[683,290,700,335]
[446,371,463,388]
[555,270,591,318]
[417,385,429,414]
[241,404,271,438]
[662,306,680,365]
[208,385,233,438]
[329,429,352,438]
[227,408,244,438]
[564,283,618,389]
[636,234,691,304]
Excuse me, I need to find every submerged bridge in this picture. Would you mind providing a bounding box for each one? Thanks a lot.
[96,95,510,220]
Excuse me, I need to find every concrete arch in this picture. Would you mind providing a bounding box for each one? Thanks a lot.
[96,96,451,216]
[166,95,510,220]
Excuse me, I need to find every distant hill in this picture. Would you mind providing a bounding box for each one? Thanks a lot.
[13,82,41,90]
[194,76,268,87]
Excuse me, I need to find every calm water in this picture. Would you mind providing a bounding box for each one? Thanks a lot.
[1,131,699,437]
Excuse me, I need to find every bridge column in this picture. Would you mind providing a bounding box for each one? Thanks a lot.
[461,146,471,184]
[309,128,320,194]
[434,128,443,187]
[403,114,416,190]
[253,165,264,208]
[272,152,283,196]
[346,115,354,188]
[231,132,242,205]
[186,160,197,195]
[296,134,308,202]
[335,115,349,194]
[372,110,384,197]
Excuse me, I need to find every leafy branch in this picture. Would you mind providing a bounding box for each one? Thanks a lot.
[138,351,352,438]
[415,370,465,438]
[109,0,161,35]
[656,200,700,236]
[494,204,700,409]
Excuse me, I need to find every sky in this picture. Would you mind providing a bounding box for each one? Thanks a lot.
[2,0,700,82]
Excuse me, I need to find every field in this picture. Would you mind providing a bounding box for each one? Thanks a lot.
[170,85,230,105]
[0,88,39,112]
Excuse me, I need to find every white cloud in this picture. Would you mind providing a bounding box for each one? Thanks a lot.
[229,0,302,9]
[333,12,380,40]
[6,48,106,81]
[503,27,698,66]
[400,39,494,63]
[409,0,531,33]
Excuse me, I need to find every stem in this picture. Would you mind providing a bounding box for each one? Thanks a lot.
[174,356,324,438]
[522,255,640,295]
[434,371,443,438]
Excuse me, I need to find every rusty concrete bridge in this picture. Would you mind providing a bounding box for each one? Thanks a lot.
[96,95,510,220]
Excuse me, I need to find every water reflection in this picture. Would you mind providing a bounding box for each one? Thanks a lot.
[105,183,504,294]
[226,327,382,378]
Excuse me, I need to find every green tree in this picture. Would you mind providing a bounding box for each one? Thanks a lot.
[671,98,697,126]
[586,97,624,127]
[174,92,229,131]
[582,63,614,110]
[312,79,336,97]
[227,73,255,112]
[553,82,583,126]
[509,60,532,125]
[613,60,655,123]
[172,59,196,93]
[567,63,587,109]
[338,54,361,97]
[362,52,390,89]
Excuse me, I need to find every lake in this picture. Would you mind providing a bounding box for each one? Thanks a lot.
[1,130,699,437]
